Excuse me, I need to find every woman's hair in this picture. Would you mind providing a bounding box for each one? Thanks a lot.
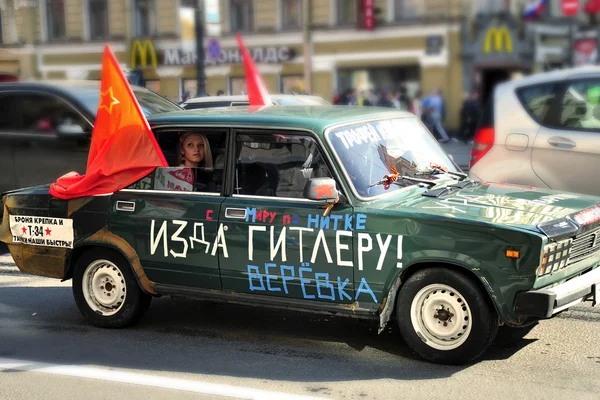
[177,132,213,168]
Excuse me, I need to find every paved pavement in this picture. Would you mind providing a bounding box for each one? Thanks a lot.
[1,255,600,400]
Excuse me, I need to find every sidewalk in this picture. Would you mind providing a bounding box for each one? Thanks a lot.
[440,140,472,172]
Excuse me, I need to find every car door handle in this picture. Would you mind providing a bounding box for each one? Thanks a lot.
[115,201,135,212]
[225,208,247,219]
[548,136,576,149]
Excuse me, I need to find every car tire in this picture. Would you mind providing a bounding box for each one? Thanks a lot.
[72,248,151,328]
[396,267,498,365]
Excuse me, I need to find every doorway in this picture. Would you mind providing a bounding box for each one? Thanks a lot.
[479,68,512,105]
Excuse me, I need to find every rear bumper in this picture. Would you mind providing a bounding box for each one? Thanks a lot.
[514,267,600,319]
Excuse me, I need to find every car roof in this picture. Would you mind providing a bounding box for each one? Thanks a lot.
[148,105,414,134]
[0,79,157,98]
[496,66,600,92]
[183,94,328,104]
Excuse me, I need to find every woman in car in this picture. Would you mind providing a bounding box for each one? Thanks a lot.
[173,132,216,193]
[177,131,214,168]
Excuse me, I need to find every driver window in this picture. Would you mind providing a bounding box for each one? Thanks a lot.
[19,94,91,135]
[234,132,334,198]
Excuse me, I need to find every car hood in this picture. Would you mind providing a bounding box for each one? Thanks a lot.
[373,181,600,235]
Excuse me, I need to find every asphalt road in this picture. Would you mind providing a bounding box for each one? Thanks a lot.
[1,253,599,400]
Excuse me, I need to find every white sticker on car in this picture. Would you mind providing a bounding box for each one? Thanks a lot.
[9,215,74,249]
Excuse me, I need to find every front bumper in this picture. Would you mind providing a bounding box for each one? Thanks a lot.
[515,267,600,319]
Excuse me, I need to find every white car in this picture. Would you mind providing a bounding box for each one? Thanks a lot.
[469,65,600,196]
[181,94,330,110]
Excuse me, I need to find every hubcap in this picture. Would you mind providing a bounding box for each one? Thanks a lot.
[410,284,472,351]
[82,260,127,316]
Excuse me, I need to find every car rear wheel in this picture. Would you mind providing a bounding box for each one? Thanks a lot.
[396,268,498,365]
[72,248,151,328]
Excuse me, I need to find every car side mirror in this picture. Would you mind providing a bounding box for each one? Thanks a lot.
[304,177,340,203]
[56,122,87,139]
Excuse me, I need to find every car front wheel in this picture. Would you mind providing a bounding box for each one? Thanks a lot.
[396,268,498,365]
[72,248,151,328]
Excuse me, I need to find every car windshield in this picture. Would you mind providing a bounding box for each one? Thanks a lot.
[327,117,460,198]
[79,88,182,116]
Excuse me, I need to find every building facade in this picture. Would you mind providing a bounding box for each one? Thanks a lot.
[0,0,474,129]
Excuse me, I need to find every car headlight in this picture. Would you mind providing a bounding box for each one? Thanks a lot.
[536,239,573,276]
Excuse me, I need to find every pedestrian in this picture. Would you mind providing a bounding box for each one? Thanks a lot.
[422,89,450,143]
[410,90,423,118]
[391,90,401,109]
[459,91,482,144]
[399,85,410,110]
[179,90,191,105]
[376,89,396,108]
[361,90,373,106]
[347,88,359,105]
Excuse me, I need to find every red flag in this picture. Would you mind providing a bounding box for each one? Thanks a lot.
[49,45,167,200]
[235,34,272,107]
[585,0,600,14]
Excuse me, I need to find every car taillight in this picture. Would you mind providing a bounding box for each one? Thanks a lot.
[470,126,495,167]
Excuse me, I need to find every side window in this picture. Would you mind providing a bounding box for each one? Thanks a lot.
[516,83,558,125]
[18,94,91,135]
[234,132,334,198]
[128,129,227,193]
[0,93,21,131]
[556,80,600,130]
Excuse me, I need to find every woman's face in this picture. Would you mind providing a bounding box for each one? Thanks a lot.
[182,134,205,167]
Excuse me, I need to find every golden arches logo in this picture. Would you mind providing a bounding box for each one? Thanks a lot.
[483,27,512,54]
[130,40,158,68]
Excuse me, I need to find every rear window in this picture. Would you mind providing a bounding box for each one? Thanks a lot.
[516,83,558,124]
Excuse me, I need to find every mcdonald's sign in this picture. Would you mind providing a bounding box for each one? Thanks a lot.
[130,39,158,69]
[483,26,513,54]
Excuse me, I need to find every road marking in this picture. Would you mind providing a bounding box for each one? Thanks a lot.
[0,357,325,400]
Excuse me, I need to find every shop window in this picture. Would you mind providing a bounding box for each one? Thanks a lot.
[46,0,67,41]
[88,0,109,40]
[280,76,305,94]
[134,0,157,37]
[394,0,422,20]
[234,132,333,198]
[144,80,161,94]
[336,0,357,26]
[182,79,197,99]
[281,0,302,29]
[230,77,247,95]
[474,0,505,14]
[230,0,254,32]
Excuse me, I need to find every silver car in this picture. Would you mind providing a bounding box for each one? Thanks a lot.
[469,66,600,196]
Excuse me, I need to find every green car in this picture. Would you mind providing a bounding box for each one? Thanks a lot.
[1,106,600,365]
